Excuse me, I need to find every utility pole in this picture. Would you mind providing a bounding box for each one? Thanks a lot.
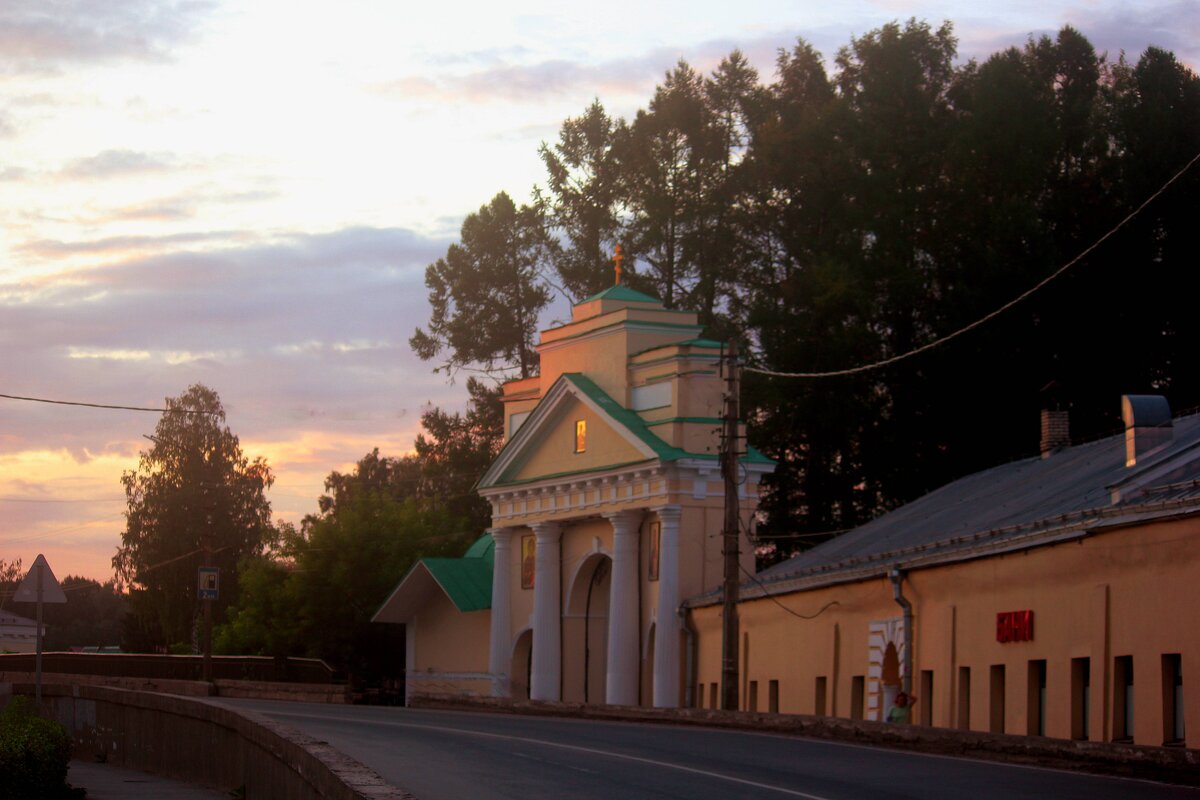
[720,338,741,711]
[201,487,214,683]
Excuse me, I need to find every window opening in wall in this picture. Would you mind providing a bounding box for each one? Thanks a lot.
[990,664,1006,734]
[815,676,827,716]
[769,680,780,714]
[1071,657,1090,740]
[957,667,971,730]
[851,676,865,720]
[709,682,718,710]
[1114,655,1134,742]
[920,670,933,726]
[1163,654,1184,746]
[1028,660,1047,736]
[748,680,759,713]
[574,419,587,453]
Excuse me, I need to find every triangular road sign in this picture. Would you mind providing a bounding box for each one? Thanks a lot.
[13,554,67,604]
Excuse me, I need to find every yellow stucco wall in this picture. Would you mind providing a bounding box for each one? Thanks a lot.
[690,515,1200,746]
[408,587,492,695]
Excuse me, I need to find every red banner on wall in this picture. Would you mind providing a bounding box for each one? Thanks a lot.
[996,610,1034,643]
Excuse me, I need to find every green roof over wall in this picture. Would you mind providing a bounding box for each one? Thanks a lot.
[580,284,662,304]
[418,556,492,612]
[462,532,495,566]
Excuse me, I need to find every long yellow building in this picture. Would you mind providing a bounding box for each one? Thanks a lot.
[376,288,1198,750]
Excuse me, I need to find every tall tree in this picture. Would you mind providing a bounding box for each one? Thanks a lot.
[539,100,627,301]
[412,377,503,533]
[113,384,274,650]
[621,60,720,309]
[410,192,551,380]
[218,471,476,682]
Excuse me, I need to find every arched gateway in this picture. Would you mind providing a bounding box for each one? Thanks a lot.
[374,275,773,707]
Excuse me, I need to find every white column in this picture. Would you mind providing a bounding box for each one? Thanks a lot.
[530,521,562,702]
[605,510,642,706]
[488,527,514,698]
[653,505,682,708]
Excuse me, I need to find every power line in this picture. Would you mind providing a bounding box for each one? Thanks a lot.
[0,496,124,504]
[746,149,1200,380]
[0,393,218,415]
[738,561,840,620]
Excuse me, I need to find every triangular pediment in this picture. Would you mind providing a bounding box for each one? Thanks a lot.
[478,374,684,490]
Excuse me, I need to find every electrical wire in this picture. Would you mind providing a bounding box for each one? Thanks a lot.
[745,149,1200,380]
[0,393,218,415]
[738,560,840,620]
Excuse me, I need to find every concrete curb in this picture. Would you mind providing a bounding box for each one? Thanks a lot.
[3,682,414,800]
[0,671,351,704]
[409,693,1200,787]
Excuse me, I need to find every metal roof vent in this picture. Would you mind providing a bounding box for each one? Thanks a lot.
[1040,409,1070,458]
[1122,394,1172,467]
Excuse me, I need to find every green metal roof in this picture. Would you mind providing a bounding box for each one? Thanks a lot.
[462,532,495,566]
[563,373,688,462]
[579,284,662,305]
[418,556,492,612]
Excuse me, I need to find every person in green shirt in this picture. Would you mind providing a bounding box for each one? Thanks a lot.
[887,691,918,723]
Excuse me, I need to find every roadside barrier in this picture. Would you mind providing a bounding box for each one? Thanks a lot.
[1,682,412,800]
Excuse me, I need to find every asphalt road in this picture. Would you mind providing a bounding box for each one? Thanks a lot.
[219,699,1200,800]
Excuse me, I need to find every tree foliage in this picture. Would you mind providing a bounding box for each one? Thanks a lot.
[411,192,551,380]
[418,20,1200,563]
[217,466,477,682]
[216,382,501,679]
[38,578,126,651]
[113,384,274,650]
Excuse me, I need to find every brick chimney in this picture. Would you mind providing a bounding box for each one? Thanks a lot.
[1122,394,1172,467]
[1040,409,1070,458]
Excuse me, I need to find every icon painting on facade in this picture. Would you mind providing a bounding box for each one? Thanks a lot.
[521,534,536,589]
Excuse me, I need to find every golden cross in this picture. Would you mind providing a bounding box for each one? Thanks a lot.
[613,244,624,286]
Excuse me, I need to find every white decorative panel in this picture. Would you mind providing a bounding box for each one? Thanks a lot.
[631,382,671,410]
[509,411,530,437]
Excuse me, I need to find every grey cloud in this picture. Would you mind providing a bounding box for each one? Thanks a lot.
[377,28,852,107]
[1063,1,1199,69]
[0,225,465,462]
[0,0,215,73]
[61,149,177,180]
[17,230,236,258]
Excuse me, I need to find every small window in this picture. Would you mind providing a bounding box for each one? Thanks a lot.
[1071,657,1091,740]
[990,664,1006,733]
[1114,655,1134,741]
[1163,654,1184,746]
[920,670,934,726]
[958,666,971,730]
[851,676,865,720]
[574,419,587,453]
[1027,660,1046,736]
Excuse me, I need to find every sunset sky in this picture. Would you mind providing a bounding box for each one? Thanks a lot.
[0,0,1195,583]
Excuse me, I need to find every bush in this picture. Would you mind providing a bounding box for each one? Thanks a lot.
[0,696,73,799]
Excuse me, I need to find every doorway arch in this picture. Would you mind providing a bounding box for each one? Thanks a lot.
[881,641,901,715]
[563,552,611,704]
[641,623,655,706]
[510,629,532,700]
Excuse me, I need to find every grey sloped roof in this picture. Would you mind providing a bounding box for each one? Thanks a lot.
[690,411,1200,606]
